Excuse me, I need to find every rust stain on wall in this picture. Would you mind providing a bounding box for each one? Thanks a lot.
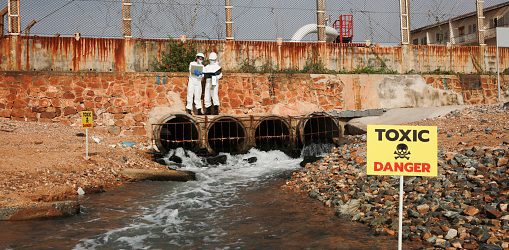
[1,36,509,73]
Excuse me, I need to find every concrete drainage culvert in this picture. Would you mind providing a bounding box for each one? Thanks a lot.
[300,113,341,145]
[155,115,200,153]
[254,117,291,152]
[207,116,247,154]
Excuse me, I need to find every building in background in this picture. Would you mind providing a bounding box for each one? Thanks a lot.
[411,2,509,46]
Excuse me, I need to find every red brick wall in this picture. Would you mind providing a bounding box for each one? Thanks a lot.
[0,72,505,136]
[0,72,344,136]
[423,75,506,105]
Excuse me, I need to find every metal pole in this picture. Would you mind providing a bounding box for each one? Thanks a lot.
[122,0,132,38]
[225,0,234,40]
[398,175,404,250]
[476,0,486,46]
[86,128,89,160]
[497,39,501,101]
[316,0,326,42]
[399,0,410,45]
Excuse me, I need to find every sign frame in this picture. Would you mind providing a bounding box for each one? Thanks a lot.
[367,124,438,250]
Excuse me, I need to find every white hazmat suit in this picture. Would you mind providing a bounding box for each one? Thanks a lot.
[203,52,222,115]
[186,55,205,115]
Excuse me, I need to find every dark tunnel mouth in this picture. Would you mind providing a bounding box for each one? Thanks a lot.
[301,115,341,145]
[158,115,200,153]
[207,117,247,154]
[255,118,291,151]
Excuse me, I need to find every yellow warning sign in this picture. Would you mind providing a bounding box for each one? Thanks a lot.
[367,125,437,177]
[81,111,94,128]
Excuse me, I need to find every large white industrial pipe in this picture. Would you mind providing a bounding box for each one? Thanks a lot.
[291,24,339,42]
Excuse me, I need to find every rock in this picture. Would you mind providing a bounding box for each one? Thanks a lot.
[485,207,502,219]
[75,132,85,137]
[417,204,430,214]
[464,206,480,216]
[120,168,196,182]
[499,204,508,212]
[445,229,458,239]
[344,123,367,135]
[426,236,437,243]
[168,155,183,164]
[500,215,509,221]
[91,135,102,144]
[503,101,509,110]
[0,201,80,220]
[435,238,447,248]
[502,242,509,249]
[497,157,508,166]
[77,187,85,196]
[338,199,360,216]
[155,158,166,165]
[244,157,257,164]
[470,226,486,237]
[478,244,503,250]
[451,239,462,249]
[300,156,322,167]
[445,210,460,219]
[309,189,319,199]
[408,209,420,218]
[206,155,227,165]
[484,128,493,134]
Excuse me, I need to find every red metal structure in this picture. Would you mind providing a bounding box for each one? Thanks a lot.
[332,14,353,43]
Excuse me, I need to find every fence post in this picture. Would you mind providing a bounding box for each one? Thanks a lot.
[7,0,20,35]
[122,0,132,38]
[399,0,412,73]
[225,0,234,40]
[399,0,410,45]
[476,0,486,46]
[316,0,326,42]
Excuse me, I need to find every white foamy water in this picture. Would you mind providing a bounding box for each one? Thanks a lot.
[75,148,301,249]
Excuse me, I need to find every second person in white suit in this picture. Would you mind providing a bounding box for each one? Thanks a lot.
[203,52,222,115]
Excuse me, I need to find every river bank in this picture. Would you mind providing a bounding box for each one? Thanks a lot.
[285,104,509,249]
[0,118,168,218]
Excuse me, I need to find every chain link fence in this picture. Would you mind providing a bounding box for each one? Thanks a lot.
[3,0,509,44]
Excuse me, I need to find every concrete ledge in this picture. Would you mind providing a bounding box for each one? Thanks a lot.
[120,168,196,182]
[0,201,80,221]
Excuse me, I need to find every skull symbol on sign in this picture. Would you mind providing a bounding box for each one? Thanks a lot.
[394,143,411,160]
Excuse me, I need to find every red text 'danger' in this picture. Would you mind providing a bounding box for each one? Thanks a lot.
[374,162,431,173]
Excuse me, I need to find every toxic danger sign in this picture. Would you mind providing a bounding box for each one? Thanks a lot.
[367,125,437,177]
[81,111,94,128]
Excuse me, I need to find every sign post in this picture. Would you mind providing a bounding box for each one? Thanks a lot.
[496,27,509,101]
[367,125,438,250]
[80,111,94,160]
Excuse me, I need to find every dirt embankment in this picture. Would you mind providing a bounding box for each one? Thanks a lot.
[0,119,166,210]
[285,104,509,249]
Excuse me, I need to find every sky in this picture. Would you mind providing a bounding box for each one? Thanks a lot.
[8,0,509,44]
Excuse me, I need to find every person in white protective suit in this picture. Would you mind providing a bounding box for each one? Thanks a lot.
[203,52,223,115]
[186,53,205,115]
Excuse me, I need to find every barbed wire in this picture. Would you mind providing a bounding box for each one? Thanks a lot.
[6,0,509,44]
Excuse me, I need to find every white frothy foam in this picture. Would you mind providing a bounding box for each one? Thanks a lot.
[75,148,300,249]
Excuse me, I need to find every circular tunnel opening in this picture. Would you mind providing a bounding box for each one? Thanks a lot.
[207,117,246,154]
[301,115,341,145]
[157,115,200,153]
[255,117,291,152]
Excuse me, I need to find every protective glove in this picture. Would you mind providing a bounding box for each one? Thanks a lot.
[193,69,201,77]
